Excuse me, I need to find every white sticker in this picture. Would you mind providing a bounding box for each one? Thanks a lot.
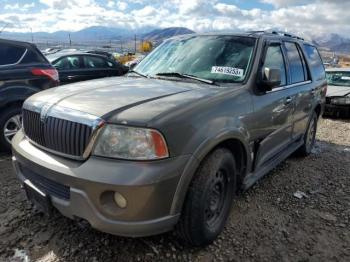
[341,76,350,80]
[211,66,244,77]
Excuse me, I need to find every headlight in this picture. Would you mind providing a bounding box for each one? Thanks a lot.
[93,125,169,160]
[331,97,350,105]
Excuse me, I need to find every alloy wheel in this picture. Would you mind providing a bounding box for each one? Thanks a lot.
[4,114,22,144]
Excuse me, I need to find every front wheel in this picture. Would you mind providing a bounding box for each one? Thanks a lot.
[0,106,22,151]
[297,112,318,157]
[176,148,237,246]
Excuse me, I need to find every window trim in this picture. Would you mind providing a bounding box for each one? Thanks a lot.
[266,80,312,94]
[0,48,28,68]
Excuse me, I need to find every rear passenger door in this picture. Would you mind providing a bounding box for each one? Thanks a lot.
[283,41,313,140]
[82,55,119,80]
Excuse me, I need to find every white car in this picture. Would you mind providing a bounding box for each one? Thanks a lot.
[325,68,350,116]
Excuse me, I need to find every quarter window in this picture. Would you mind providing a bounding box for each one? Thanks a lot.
[0,43,26,66]
[304,44,325,81]
[284,42,307,84]
[263,45,287,87]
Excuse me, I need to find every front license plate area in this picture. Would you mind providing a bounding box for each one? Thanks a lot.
[24,180,52,215]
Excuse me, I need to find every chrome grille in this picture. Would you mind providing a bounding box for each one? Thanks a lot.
[22,109,93,158]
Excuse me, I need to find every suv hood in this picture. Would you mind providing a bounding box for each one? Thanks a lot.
[24,77,208,119]
[327,85,350,97]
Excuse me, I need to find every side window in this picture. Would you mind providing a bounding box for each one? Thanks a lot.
[263,45,287,87]
[53,56,81,70]
[84,56,107,68]
[284,42,307,84]
[304,44,326,81]
[21,49,46,64]
[0,43,26,66]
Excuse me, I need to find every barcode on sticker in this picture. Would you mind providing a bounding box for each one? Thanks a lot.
[211,66,244,77]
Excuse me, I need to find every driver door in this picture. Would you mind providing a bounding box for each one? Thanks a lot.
[251,42,295,169]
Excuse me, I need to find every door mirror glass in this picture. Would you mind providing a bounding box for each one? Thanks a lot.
[262,67,281,90]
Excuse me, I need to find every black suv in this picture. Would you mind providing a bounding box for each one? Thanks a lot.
[0,38,59,151]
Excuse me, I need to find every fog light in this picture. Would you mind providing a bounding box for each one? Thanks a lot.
[114,192,127,209]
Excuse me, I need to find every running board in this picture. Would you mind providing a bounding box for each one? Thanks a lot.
[242,140,304,190]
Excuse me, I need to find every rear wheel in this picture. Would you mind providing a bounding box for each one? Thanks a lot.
[176,148,237,246]
[0,106,22,151]
[297,112,317,157]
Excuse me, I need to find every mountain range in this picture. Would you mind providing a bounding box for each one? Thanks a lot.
[1,26,350,54]
[0,26,192,43]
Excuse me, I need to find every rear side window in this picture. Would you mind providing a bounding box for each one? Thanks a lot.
[304,44,325,81]
[21,49,47,64]
[0,43,26,66]
[84,56,107,68]
[263,45,287,87]
[284,42,308,84]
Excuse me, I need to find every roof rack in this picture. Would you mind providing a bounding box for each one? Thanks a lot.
[247,30,304,41]
[270,30,304,41]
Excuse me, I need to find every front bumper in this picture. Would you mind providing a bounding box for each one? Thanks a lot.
[12,130,190,237]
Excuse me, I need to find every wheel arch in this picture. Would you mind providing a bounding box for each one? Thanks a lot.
[170,131,251,215]
[314,103,322,119]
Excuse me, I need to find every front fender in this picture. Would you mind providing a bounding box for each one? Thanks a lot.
[170,128,252,215]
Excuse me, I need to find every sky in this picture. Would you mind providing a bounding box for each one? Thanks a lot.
[0,0,348,37]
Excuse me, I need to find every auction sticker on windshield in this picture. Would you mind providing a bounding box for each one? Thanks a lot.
[211,66,244,77]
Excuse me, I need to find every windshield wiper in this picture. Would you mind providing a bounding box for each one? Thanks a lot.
[128,70,148,78]
[155,72,217,85]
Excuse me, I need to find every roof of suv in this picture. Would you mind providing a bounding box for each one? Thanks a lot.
[0,38,37,48]
[172,31,312,45]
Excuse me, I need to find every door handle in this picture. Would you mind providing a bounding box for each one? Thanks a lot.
[284,96,293,105]
[310,88,316,95]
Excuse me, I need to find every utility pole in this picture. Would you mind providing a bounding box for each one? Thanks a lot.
[68,33,72,47]
[134,34,137,54]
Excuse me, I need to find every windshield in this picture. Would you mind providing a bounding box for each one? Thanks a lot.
[326,71,350,87]
[134,35,256,83]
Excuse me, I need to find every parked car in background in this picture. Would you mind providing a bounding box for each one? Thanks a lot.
[325,68,350,117]
[0,38,59,151]
[46,51,128,85]
[12,31,326,246]
[125,55,145,69]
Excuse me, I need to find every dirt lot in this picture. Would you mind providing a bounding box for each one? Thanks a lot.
[0,117,349,262]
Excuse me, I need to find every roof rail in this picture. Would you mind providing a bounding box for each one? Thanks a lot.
[247,30,304,41]
[269,30,304,41]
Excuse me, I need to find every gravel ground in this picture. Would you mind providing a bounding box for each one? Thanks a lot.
[0,117,349,262]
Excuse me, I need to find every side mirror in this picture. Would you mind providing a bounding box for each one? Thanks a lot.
[259,67,281,91]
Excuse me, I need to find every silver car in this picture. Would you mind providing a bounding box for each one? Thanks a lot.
[325,68,350,116]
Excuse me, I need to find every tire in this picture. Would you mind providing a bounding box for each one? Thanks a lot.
[0,106,22,152]
[297,112,318,157]
[176,148,237,246]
